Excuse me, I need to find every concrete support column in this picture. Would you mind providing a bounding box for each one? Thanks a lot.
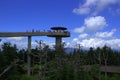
[56,37,62,50]
[27,36,31,76]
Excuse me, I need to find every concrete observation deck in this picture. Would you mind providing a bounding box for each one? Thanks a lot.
[0,27,70,76]
[0,30,70,37]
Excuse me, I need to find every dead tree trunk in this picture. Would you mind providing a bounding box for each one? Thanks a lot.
[0,59,19,77]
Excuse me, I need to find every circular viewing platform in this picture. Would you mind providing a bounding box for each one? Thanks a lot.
[47,26,70,37]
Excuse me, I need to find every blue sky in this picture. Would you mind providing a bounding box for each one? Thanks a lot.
[0,0,120,49]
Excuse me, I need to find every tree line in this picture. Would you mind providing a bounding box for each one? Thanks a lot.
[0,42,120,80]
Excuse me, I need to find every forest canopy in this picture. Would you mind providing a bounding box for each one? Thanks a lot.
[0,42,120,80]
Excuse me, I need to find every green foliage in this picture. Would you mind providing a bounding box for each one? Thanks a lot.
[87,47,96,65]
[0,42,120,80]
[109,74,120,80]
[20,74,38,80]
[89,65,99,80]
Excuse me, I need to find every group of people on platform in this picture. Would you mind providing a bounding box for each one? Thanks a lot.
[26,29,68,33]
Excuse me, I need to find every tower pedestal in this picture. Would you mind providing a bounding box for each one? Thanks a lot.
[56,37,62,49]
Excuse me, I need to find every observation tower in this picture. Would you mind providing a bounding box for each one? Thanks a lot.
[0,26,70,76]
[48,26,70,49]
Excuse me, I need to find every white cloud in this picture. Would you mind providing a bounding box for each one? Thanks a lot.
[81,38,109,48]
[84,0,98,6]
[17,42,27,49]
[72,27,119,50]
[73,38,79,42]
[79,33,89,39]
[15,38,120,50]
[62,41,72,48]
[73,7,90,15]
[46,42,55,49]
[92,0,118,15]
[6,37,24,41]
[74,16,107,33]
[73,26,85,33]
[73,0,119,15]
[76,38,120,49]
[106,39,120,49]
[85,16,107,31]
[95,29,116,38]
